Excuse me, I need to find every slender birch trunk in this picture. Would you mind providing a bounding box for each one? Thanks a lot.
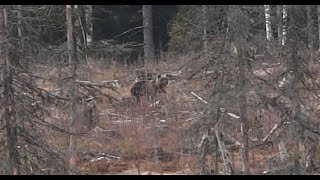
[264,5,272,41]
[277,5,283,46]
[85,5,93,47]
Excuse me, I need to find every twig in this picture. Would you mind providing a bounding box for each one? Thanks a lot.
[100,111,131,119]
[75,80,120,93]
[227,113,240,119]
[112,26,143,40]
[262,123,280,142]
[262,121,291,142]
[191,91,208,104]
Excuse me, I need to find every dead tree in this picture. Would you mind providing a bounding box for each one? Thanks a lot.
[229,5,250,174]
[66,5,78,173]
[0,5,21,175]
[307,5,313,50]
[277,5,283,46]
[143,5,155,64]
[85,5,93,47]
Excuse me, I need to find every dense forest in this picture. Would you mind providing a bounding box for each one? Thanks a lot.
[1,5,320,175]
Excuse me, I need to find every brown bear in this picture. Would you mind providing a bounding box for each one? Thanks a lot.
[130,74,169,103]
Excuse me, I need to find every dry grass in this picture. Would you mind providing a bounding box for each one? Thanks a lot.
[32,53,320,175]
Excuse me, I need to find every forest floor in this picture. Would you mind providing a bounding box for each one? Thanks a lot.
[37,55,316,175]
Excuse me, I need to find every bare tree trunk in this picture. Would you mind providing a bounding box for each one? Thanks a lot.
[276,5,289,156]
[233,6,250,174]
[306,143,316,172]
[75,5,88,50]
[212,66,226,175]
[74,5,92,69]
[202,5,208,54]
[214,136,219,174]
[264,5,272,41]
[17,5,22,38]
[289,9,305,171]
[277,5,283,46]
[292,49,305,173]
[0,6,20,175]
[238,46,250,175]
[66,5,77,173]
[318,5,320,51]
[282,5,287,46]
[228,5,250,174]
[198,132,209,174]
[73,5,82,52]
[143,5,155,64]
[212,105,221,175]
[307,5,313,50]
[85,5,93,47]
[278,133,288,162]
[214,123,234,175]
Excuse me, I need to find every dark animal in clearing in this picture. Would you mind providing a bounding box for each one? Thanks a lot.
[130,74,169,103]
